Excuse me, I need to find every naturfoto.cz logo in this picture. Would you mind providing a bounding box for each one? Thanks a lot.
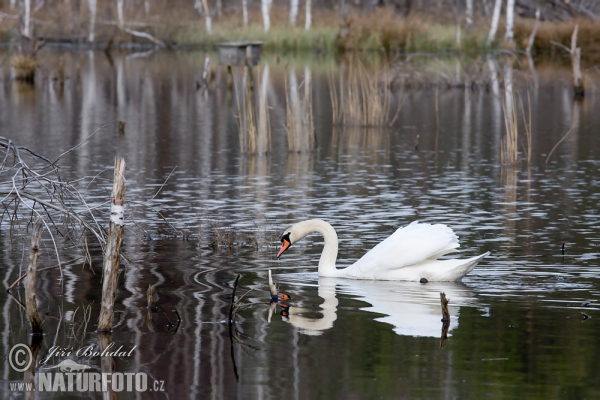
[8,343,165,393]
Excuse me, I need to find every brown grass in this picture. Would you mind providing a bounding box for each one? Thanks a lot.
[514,18,600,61]
[11,55,37,82]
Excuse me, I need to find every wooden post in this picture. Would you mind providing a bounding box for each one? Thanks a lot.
[440,292,450,322]
[440,292,450,348]
[26,218,44,335]
[571,24,584,98]
[97,157,126,332]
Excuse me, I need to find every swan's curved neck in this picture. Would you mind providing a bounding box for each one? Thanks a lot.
[292,219,342,277]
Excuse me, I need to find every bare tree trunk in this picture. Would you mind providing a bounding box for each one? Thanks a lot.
[504,0,515,44]
[305,0,312,30]
[202,0,212,33]
[465,0,473,26]
[487,0,502,46]
[242,0,248,26]
[19,0,31,38]
[262,0,271,31]
[526,7,540,55]
[88,0,97,42]
[290,0,299,26]
[117,0,124,27]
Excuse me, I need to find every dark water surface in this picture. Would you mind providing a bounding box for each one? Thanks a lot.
[1,49,600,399]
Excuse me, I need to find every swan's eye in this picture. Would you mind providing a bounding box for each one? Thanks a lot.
[280,232,291,243]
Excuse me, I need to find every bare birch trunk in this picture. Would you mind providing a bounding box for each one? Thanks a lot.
[487,0,501,46]
[526,8,540,55]
[201,0,212,33]
[465,0,473,26]
[97,157,126,332]
[22,0,31,38]
[290,0,298,27]
[504,0,515,44]
[88,0,97,42]
[242,0,248,26]
[262,0,271,31]
[305,0,312,31]
[117,0,124,27]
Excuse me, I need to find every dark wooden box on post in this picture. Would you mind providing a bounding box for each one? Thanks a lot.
[218,41,263,66]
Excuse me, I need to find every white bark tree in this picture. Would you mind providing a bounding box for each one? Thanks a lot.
[21,0,31,38]
[290,0,299,27]
[88,0,97,42]
[117,0,124,27]
[194,0,203,13]
[487,0,502,46]
[305,0,312,30]
[504,0,515,44]
[466,0,473,26]
[262,0,272,31]
[242,0,248,27]
[202,0,212,34]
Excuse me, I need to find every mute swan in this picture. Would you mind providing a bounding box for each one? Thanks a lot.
[276,219,489,281]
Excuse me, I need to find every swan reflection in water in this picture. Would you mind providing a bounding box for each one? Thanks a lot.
[269,274,478,337]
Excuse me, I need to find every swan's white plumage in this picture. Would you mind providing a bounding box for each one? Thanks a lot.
[278,219,489,281]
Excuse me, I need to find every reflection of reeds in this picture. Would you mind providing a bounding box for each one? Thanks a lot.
[501,88,532,165]
[501,88,518,165]
[329,61,400,127]
[235,66,271,154]
[285,67,315,152]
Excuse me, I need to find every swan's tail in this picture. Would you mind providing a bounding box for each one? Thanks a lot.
[452,251,490,280]
[417,251,490,282]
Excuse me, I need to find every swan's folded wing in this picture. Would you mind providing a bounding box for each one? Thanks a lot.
[349,222,460,275]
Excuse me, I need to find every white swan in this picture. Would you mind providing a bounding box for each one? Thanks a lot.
[276,219,489,281]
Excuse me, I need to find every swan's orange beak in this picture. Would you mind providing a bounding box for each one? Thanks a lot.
[277,233,291,258]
